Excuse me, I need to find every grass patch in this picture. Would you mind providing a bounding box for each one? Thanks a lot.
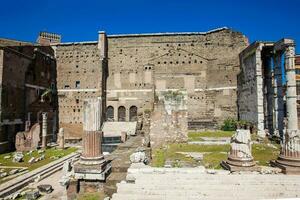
[252,143,280,166]
[188,130,234,141]
[152,144,230,168]
[152,142,280,169]
[0,147,77,171]
[0,147,77,184]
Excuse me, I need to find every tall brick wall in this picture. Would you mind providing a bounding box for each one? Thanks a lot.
[54,27,249,138]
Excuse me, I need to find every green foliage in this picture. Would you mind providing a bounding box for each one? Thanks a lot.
[220,118,252,131]
[221,118,237,131]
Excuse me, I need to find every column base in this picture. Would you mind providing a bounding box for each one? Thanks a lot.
[74,158,111,181]
[270,156,300,175]
[221,155,260,172]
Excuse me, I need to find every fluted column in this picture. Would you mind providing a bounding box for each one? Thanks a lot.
[272,40,300,174]
[41,112,48,148]
[285,45,298,130]
[81,98,104,162]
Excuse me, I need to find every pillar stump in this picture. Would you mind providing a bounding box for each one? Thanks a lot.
[221,129,260,172]
[271,129,300,174]
[70,98,111,198]
[57,128,65,149]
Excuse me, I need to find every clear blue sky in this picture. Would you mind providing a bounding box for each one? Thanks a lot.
[0,0,299,53]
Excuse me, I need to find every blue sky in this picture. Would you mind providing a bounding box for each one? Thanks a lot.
[0,0,299,53]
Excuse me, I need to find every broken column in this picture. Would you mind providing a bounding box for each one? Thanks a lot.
[57,128,64,149]
[70,98,111,196]
[221,128,260,172]
[272,39,300,174]
[41,112,48,149]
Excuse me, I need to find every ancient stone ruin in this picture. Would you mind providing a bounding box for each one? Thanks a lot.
[15,123,40,152]
[222,128,260,171]
[68,98,111,199]
[238,39,300,173]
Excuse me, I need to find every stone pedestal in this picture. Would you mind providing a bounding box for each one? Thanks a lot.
[221,129,260,172]
[41,112,47,149]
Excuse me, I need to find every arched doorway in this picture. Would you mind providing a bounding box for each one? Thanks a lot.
[129,106,138,121]
[118,106,126,121]
[106,106,114,121]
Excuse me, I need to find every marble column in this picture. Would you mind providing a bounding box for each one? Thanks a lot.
[285,45,298,130]
[81,98,103,161]
[41,112,48,148]
[74,98,110,181]
[272,40,300,174]
[273,53,284,137]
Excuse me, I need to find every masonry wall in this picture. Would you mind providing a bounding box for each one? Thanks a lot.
[107,28,248,128]
[237,45,259,125]
[54,28,248,139]
[0,46,57,153]
[54,43,105,139]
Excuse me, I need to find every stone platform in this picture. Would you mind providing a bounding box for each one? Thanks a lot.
[112,164,300,200]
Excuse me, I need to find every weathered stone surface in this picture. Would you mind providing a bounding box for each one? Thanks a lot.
[222,129,259,172]
[129,151,147,163]
[13,152,24,163]
[37,184,53,194]
[15,124,41,152]
[25,190,40,200]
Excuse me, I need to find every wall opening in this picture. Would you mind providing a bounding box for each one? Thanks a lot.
[129,106,138,121]
[106,106,114,121]
[118,106,126,121]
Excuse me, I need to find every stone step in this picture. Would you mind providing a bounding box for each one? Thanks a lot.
[111,193,299,200]
[129,175,300,183]
[116,184,298,193]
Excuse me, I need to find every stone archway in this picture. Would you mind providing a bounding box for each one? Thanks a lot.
[106,106,114,121]
[129,106,138,121]
[118,106,126,121]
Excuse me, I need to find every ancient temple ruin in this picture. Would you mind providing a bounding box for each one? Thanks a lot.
[238,39,300,173]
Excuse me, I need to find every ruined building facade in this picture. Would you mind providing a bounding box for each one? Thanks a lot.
[0,40,58,153]
[52,27,248,138]
[238,39,298,137]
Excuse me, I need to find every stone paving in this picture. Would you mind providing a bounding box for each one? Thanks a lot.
[112,163,300,200]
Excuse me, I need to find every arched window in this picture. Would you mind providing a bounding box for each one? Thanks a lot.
[106,106,114,121]
[129,106,138,121]
[118,106,126,121]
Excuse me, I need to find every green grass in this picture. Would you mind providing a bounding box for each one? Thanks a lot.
[252,143,280,166]
[188,131,234,141]
[152,142,280,169]
[0,147,77,184]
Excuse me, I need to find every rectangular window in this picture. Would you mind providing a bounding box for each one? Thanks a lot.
[64,85,70,89]
[75,81,80,89]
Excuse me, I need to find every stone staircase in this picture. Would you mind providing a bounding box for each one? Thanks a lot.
[111,164,300,200]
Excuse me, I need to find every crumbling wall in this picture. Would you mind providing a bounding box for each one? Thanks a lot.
[237,47,259,124]
[149,91,188,148]
[0,45,57,153]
